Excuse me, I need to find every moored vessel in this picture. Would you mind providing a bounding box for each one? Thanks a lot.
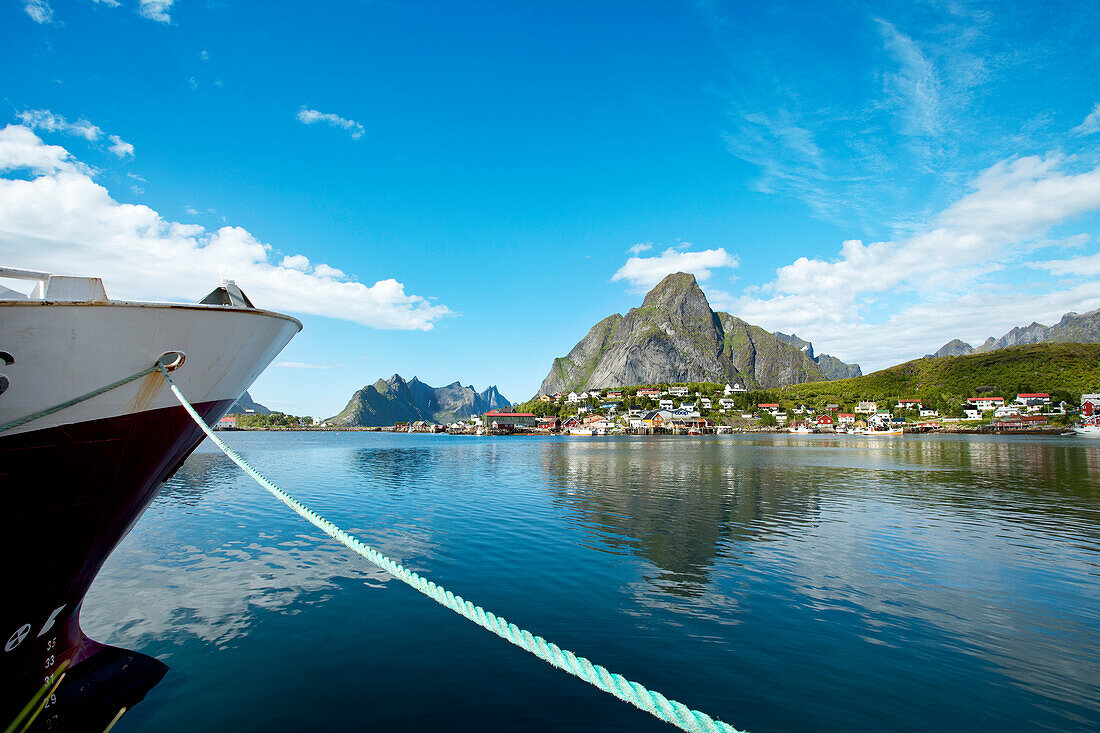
[0,267,300,728]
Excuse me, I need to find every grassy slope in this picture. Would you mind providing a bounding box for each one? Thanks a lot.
[776,343,1100,405]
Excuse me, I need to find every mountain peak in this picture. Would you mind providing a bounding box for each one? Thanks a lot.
[641,272,709,310]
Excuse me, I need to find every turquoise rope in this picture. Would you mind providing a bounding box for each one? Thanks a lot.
[159,363,745,733]
[0,360,166,435]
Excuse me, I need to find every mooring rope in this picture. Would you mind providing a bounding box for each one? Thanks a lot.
[0,358,174,435]
[158,362,744,733]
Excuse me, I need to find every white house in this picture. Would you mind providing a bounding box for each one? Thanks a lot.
[724,383,746,395]
[919,408,939,417]
[967,396,1004,411]
[670,386,689,397]
[837,413,855,425]
[566,392,580,403]
[897,399,922,411]
[963,406,982,420]
[680,402,696,411]
[659,399,674,410]
[757,403,782,415]
[1015,392,1050,408]
[993,405,1020,418]
[699,397,713,409]
[718,398,735,409]
[856,401,877,414]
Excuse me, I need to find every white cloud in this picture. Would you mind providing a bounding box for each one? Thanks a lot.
[296,107,365,140]
[728,153,1100,368]
[1072,103,1100,136]
[611,245,739,292]
[0,125,82,175]
[0,125,452,331]
[627,242,652,256]
[17,110,101,141]
[15,110,135,158]
[876,19,942,138]
[107,134,134,158]
[1033,251,1100,277]
[92,0,120,6]
[138,0,174,23]
[23,0,52,23]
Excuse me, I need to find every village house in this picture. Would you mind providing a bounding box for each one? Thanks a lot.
[1082,394,1100,417]
[897,399,922,410]
[699,397,712,409]
[669,386,689,397]
[538,394,553,402]
[919,408,939,417]
[993,405,1020,418]
[825,403,839,412]
[1015,392,1050,409]
[838,413,855,425]
[607,390,623,399]
[659,398,674,410]
[637,388,661,398]
[967,396,1005,411]
[724,383,747,395]
[718,398,735,409]
[816,414,835,430]
[855,401,877,414]
[561,416,582,430]
[639,410,672,430]
[536,416,561,431]
[680,401,696,411]
[215,415,237,429]
[757,403,782,415]
[963,405,982,420]
[566,392,580,403]
[485,411,538,430]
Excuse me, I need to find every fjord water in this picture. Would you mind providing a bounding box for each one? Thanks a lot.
[84,433,1100,732]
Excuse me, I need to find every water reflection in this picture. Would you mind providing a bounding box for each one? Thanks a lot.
[541,439,823,594]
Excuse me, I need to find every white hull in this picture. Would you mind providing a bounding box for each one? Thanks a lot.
[1,301,300,436]
[1072,425,1100,438]
[568,428,593,436]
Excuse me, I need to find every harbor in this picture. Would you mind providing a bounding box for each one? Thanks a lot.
[81,430,1100,732]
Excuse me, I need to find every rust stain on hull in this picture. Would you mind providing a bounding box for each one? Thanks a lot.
[129,371,164,414]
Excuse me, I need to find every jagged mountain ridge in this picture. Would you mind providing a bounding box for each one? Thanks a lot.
[927,308,1100,357]
[229,391,271,415]
[538,272,830,394]
[772,332,862,380]
[328,374,510,427]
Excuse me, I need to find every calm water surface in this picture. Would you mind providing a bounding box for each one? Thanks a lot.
[84,433,1100,731]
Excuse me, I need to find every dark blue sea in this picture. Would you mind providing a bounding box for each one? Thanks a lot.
[84,432,1100,732]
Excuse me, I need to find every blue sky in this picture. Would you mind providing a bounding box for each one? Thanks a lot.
[2,0,1099,416]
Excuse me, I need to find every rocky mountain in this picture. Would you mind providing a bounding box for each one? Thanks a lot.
[538,272,829,394]
[229,391,271,415]
[772,332,862,380]
[927,308,1100,358]
[328,375,510,427]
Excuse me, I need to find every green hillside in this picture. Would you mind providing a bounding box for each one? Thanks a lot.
[776,343,1100,408]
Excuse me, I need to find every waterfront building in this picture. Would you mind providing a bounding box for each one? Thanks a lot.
[967,396,1005,411]
[856,401,877,414]
[1083,394,1100,416]
[485,411,538,428]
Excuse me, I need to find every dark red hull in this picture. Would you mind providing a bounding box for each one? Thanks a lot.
[0,398,234,728]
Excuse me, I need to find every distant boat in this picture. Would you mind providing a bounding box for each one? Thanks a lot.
[1072,424,1100,438]
[568,427,594,436]
[788,424,813,434]
[868,427,904,435]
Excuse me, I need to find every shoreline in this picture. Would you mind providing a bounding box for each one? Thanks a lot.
[217,425,1073,436]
